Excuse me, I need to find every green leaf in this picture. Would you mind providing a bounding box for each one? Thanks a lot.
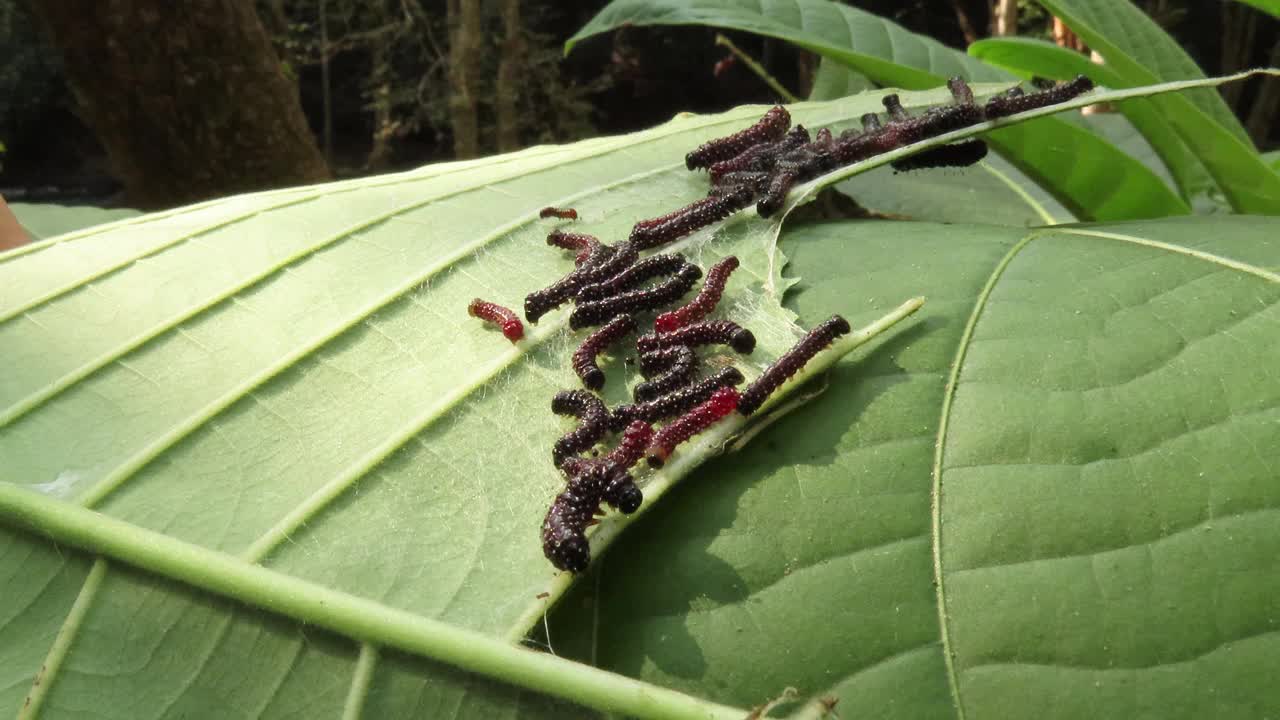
[1263,149,1280,171]
[7,203,143,241]
[968,37,1216,206]
[1033,0,1249,142]
[2,77,1276,718]
[1031,0,1280,214]
[569,0,1190,221]
[551,214,1280,718]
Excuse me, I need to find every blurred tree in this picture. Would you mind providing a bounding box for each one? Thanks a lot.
[447,0,482,159]
[25,0,329,208]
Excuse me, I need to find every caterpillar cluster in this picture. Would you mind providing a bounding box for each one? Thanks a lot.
[531,244,755,572]
[491,76,1087,573]
[617,74,1096,236]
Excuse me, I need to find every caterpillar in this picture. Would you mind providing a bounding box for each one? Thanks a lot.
[524,241,639,323]
[636,319,756,356]
[610,366,745,431]
[655,256,740,333]
[539,206,578,220]
[546,230,609,267]
[633,345,697,402]
[984,75,1094,119]
[543,459,636,572]
[560,454,645,514]
[737,315,851,416]
[685,105,791,170]
[576,253,689,302]
[637,344,696,377]
[708,124,811,184]
[891,139,988,172]
[571,314,636,390]
[645,387,741,468]
[467,299,524,342]
[551,390,611,467]
[603,419,655,472]
[569,263,702,330]
[628,188,756,250]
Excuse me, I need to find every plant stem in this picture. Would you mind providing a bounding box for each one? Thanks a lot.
[0,483,746,720]
[715,33,800,103]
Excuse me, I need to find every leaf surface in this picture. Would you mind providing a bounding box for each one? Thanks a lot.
[551,214,1280,718]
[2,78,1277,719]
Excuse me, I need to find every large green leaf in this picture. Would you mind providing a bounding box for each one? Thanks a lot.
[568,0,1191,221]
[2,77,1277,719]
[1030,0,1280,214]
[551,214,1280,718]
[968,37,1216,206]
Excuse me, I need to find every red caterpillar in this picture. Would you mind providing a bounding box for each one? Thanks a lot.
[628,186,756,250]
[603,420,655,472]
[637,319,756,356]
[551,390,611,467]
[542,460,636,572]
[645,387,740,468]
[656,256,740,332]
[539,206,578,220]
[576,253,689,302]
[891,139,988,172]
[633,345,696,402]
[984,75,1093,119]
[467,299,524,342]
[571,314,636,390]
[685,105,791,170]
[547,230,609,267]
[737,315,851,416]
[569,263,702,330]
[610,366,744,432]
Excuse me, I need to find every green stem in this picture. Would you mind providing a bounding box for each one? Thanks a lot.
[0,483,746,720]
[715,33,801,103]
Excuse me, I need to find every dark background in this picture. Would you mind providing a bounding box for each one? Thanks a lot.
[1,0,1275,208]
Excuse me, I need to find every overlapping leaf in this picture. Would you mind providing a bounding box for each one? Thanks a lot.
[568,0,1192,220]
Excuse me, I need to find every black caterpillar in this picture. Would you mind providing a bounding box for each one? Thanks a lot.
[610,366,745,432]
[569,263,702,330]
[550,390,611,467]
[737,315,852,416]
[636,320,756,356]
[633,345,697,402]
[571,314,636,390]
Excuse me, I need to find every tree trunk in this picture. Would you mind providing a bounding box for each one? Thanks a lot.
[447,0,482,159]
[495,0,525,153]
[26,0,329,209]
[949,0,980,45]
[993,0,1018,36]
